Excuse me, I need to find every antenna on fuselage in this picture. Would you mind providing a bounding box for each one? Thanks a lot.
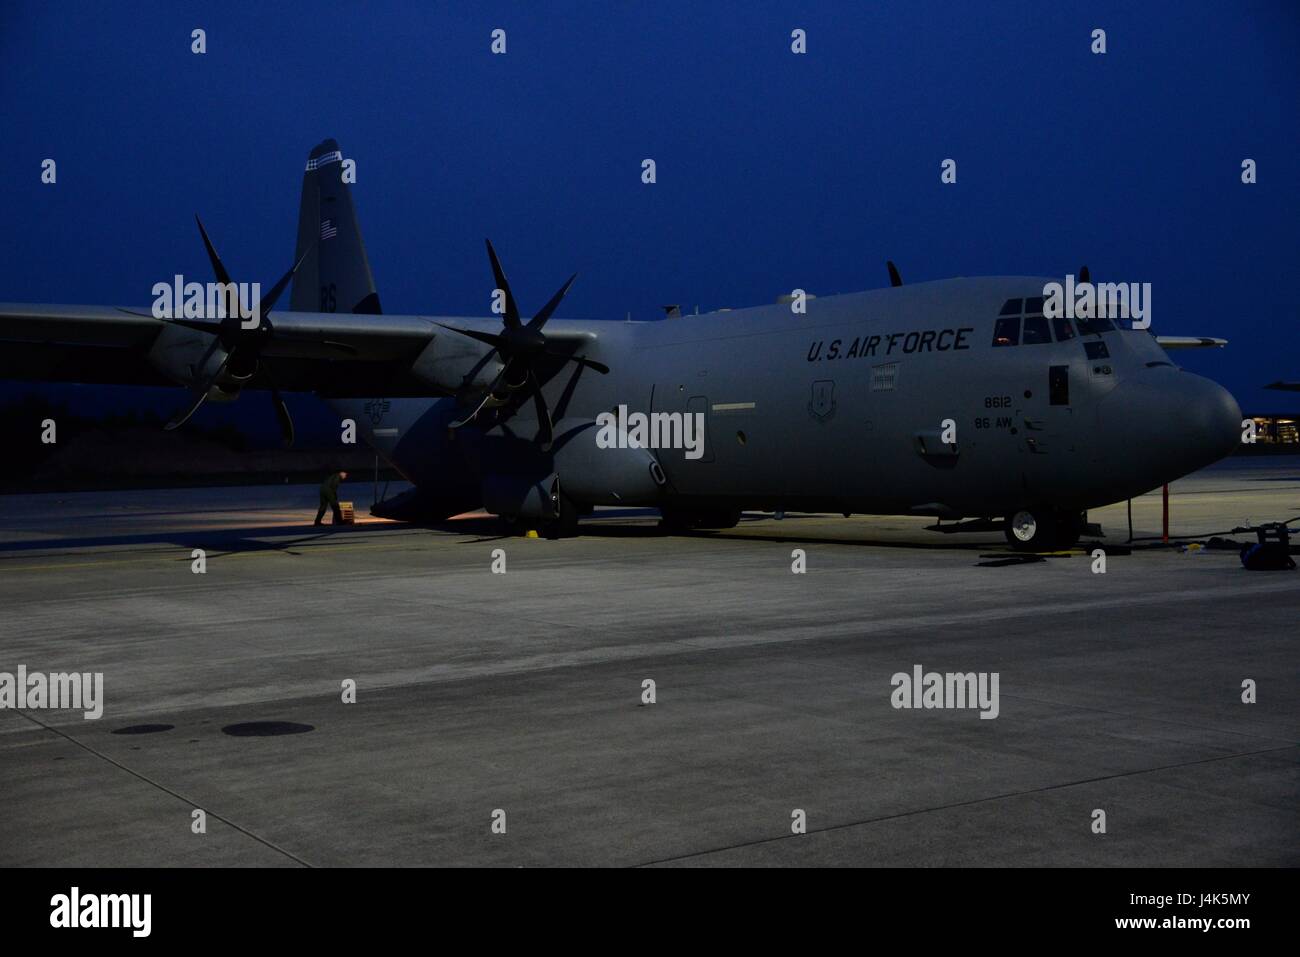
[887,260,903,287]
[1079,265,1090,284]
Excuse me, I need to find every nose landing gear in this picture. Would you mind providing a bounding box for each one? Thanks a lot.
[1005,508,1084,551]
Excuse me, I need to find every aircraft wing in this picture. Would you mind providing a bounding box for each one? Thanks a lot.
[0,302,442,396]
[0,304,175,387]
[0,303,597,398]
[1155,335,1228,350]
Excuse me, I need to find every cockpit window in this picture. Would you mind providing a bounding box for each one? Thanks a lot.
[992,316,1020,346]
[1076,315,1116,335]
[1022,315,1051,344]
[999,299,1023,316]
[1024,296,1044,315]
[1052,316,1076,342]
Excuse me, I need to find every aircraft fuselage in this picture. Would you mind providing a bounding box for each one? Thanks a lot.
[336,275,1242,524]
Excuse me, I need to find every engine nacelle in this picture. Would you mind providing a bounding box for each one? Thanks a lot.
[410,333,506,397]
[482,471,560,520]
[146,323,254,396]
[147,323,214,387]
[552,420,666,507]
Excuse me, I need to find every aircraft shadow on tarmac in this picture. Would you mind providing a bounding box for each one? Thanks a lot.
[0,522,379,557]
[437,510,1015,552]
[0,509,1112,557]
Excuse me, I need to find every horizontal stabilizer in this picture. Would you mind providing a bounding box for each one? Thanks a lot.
[1155,336,1228,350]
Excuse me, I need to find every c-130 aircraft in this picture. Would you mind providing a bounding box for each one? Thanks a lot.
[0,139,1242,550]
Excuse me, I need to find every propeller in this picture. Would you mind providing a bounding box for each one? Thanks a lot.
[433,239,609,450]
[164,216,308,444]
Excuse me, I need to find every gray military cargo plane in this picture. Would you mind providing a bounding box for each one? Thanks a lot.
[0,139,1242,550]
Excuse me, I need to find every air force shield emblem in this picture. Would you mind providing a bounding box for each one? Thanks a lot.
[809,380,836,422]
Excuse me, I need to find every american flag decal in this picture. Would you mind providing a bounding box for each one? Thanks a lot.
[320,219,338,241]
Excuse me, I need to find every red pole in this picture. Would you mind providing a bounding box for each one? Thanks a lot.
[1162,483,1169,543]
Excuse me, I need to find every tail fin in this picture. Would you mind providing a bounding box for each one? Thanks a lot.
[290,139,383,315]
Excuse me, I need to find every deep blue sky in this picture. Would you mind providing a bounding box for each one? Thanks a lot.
[2,0,1297,441]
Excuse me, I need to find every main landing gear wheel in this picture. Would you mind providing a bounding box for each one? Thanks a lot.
[1004,509,1083,552]
[542,492,581,539]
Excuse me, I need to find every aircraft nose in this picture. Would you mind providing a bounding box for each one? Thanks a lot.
[1099,370,1241,486]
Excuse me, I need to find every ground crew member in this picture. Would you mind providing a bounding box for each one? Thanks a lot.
[315,470,348,525]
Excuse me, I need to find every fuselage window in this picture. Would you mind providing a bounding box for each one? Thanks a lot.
[999,299,1023,316]
[1076,315,1116,335]
[1024,295,1044,314]
[1052,316,1076,342]
[992,315,1020,346]
[1022,315,1051,344]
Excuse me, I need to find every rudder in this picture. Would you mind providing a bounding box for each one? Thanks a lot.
[290,139,382,315]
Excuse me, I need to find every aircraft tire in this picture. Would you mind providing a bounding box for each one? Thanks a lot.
[543,493,582,539]
[1004,509,1083,551]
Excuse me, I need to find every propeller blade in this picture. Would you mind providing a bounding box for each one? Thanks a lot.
[165,390,210,432]
[544,348,610,374]
[450,362,511,429]
[165,343,230,431]
[271,389,294,446]
[258,245,313,320]
[195,215,233,286]
[528,368,554,450]
[450,390,498,430]
[434,321,506,350]
[485,239,521,329]
[195,215,260,343]
[265,366,295,447]
[526,273,578,330]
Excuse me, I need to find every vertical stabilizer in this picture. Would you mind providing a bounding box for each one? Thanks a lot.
[290,139,382,315]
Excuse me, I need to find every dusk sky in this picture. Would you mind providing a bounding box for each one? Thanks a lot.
[2,0,1297,441]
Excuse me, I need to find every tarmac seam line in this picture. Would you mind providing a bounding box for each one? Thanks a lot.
[632,743,1300,867]
[14,709,313,868]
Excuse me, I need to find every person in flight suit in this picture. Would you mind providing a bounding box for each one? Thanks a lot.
[315,470,348,525]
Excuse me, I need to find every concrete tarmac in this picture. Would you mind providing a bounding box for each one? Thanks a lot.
[1,459,1297,866]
